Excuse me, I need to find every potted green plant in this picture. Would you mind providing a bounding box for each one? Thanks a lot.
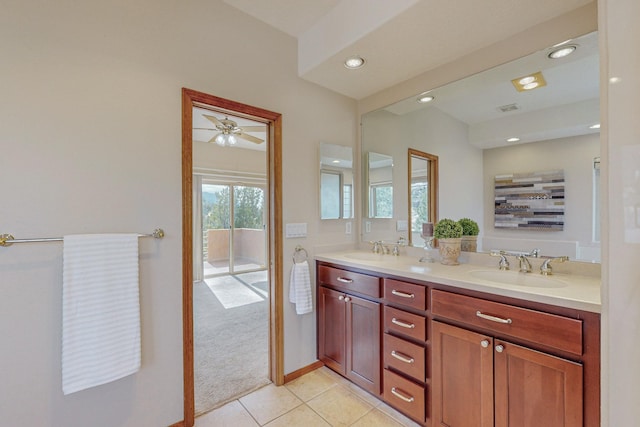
[434,219,463,265]
[458,218,479,252]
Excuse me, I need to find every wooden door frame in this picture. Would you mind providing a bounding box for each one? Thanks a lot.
[181,88,283,427]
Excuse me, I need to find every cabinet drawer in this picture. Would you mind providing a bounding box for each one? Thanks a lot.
[431,289,583,356]
[383,368,425,422]
[383,333,426,382]
[384,306,427,342]
[383,278,427,311]
[318,265,380,298]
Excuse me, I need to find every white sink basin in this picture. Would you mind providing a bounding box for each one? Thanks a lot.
[468,270,568,288]
[343,252,386,261]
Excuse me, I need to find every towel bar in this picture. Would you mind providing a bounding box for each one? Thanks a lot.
[0,228,165,247]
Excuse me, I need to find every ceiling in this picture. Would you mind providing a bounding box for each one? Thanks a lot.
[224,0,594,100]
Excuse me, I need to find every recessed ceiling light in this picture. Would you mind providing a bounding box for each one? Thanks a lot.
[589,123,601,129]
[548,45,577,59]
[507,137,520,143]
[344,56,365,69]
[417,93,435,103]
[511,71,546,92]
[518,76,536,85]
[610,77,621,84]
[332,160,340,164]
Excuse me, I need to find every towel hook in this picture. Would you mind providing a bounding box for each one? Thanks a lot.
[293,245,308,264]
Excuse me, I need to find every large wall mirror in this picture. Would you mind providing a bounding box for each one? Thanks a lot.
[320,142,354,219]
[361,31,600,262]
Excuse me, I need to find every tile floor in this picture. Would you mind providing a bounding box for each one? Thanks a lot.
[195,367,422,427]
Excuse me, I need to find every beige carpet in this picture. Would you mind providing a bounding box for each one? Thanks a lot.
[194,271,270,415]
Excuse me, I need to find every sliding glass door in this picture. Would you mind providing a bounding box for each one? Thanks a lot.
[201,181,266,277]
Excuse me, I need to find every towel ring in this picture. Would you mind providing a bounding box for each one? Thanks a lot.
[293,245,308,264]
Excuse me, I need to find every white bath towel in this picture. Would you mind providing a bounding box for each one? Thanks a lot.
[289,260,312,315]
[62,234,141,395]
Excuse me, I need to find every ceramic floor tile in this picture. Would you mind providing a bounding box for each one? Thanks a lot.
[195,400,259,427]
[307,384,374,426]
[285,368,339,402]
[239,383,303,425]
[376,402,423,427]
[351,407,405,426]
[263,404,332,427]
[341,381,383,408]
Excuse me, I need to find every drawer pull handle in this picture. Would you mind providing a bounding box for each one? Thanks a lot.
[391,350,415,364]
[391,290,415,299]
[476,311,512,324]
[391,387,415,403]
[391,318,416,329]
[336,277,353,283]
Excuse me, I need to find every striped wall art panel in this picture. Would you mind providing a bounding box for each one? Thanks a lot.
[494,170,564,230]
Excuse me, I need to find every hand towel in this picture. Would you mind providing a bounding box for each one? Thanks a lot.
[289,260,312,315]
[62,234,141,395]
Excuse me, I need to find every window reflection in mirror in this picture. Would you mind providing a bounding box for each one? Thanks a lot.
[320,143,354,219]
[367,152,393,218]
[409,149,438,247]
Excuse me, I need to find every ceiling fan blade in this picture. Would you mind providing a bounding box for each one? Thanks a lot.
[240,125,266,132]
[193,127,216,131]
[203,114,223,127]
[237,132,264,144]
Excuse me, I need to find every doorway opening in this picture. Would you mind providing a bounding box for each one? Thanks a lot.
[182,88,283,426]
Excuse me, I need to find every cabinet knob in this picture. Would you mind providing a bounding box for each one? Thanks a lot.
[344,296,351,302]
[338,295,344,301]
[480,340,490,348]
[495,344,505,353]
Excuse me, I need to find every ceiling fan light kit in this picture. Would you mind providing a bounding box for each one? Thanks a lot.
[195,114,265,147]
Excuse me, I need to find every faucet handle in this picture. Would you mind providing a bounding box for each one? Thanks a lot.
[490,250,510,270]
[540,256,569,275]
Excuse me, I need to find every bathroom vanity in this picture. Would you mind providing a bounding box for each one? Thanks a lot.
[315,252,600,427]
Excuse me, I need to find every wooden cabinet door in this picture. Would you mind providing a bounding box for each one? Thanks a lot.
[494,340,583,427]
[346,294,381,394]
[432,321,494,427]
[318,286,346,373]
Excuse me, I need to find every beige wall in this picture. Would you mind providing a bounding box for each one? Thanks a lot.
[0,1,356,426]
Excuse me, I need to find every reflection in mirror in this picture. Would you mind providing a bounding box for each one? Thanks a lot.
[320,143,353,219]
[409,149,438,247]
[360,31,600,262]
[367,152,393,218]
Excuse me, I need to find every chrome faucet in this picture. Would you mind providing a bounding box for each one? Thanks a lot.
[490,250,510,270]
[370,240,383,254]
[540,256,569,275]
[516,255,532,273]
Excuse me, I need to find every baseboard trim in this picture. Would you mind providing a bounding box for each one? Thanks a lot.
[283,361,324,384]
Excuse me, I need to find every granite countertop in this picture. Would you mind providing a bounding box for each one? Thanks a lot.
[315,250,601,313]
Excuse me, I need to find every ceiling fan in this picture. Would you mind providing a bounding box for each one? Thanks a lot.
[195,114,265,146]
